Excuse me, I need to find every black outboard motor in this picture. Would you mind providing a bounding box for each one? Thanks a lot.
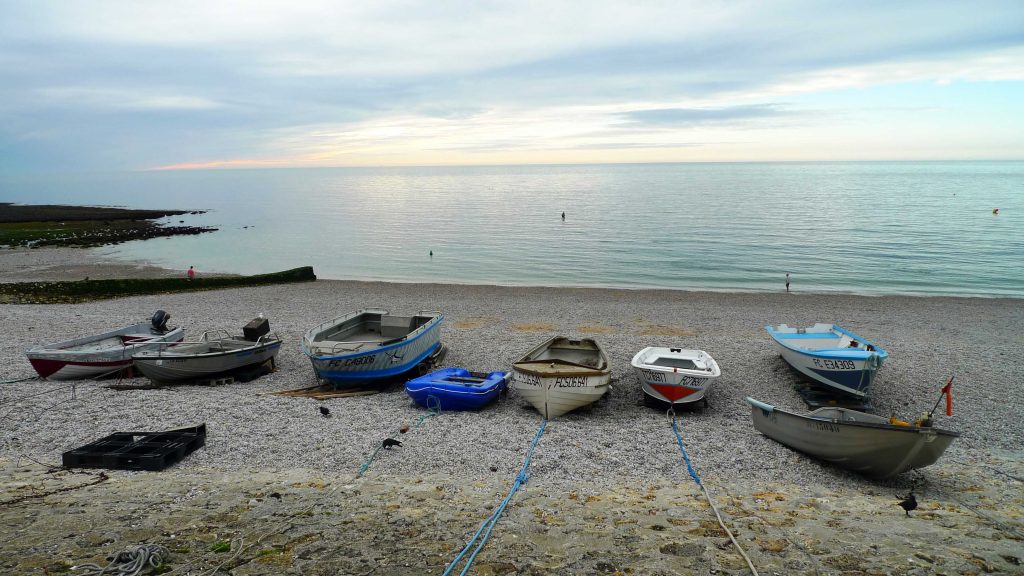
[152,310,170,333]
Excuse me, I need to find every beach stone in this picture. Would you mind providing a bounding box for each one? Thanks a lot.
[659,541,704,557]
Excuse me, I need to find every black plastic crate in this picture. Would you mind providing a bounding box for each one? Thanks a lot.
[62,424,206,471]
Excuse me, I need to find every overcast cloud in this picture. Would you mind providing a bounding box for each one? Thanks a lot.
[1,1,1022,171]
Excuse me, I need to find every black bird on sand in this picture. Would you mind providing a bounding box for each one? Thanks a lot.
[319,406,331,417]
[898,492,918,516]
[382,438,402,449]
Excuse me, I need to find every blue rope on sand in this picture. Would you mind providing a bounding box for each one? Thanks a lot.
[357,397,441,478]
[442,418,547,576]
[670,409,702,485]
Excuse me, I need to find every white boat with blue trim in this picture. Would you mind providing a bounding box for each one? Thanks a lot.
[766,323,887,398]
[302,309,443,388]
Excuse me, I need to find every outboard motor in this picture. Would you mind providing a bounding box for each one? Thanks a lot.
[152,310,170,333]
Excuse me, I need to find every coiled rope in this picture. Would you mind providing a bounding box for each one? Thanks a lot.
[72,544,170,576]
[668,408,759,576]
[443,418,547,576]
[357,395,441,477]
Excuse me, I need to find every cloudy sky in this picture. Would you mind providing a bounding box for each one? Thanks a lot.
[2,1,1023,171]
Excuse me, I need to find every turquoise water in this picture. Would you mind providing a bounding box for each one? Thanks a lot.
[2,162,1022,297]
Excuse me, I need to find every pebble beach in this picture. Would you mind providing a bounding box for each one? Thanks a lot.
[1,249,1022,575]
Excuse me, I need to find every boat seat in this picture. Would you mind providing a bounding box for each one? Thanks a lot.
[121,334,154,344]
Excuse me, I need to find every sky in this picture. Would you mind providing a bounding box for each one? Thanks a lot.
[1,1,1023,171]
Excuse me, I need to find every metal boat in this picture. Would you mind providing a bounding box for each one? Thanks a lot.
[26,311,184,380]
[301,309,443,388]
[746,397,958,478]
[405,368,510,411]
[631,346,720,406]
[132,318,282,383]
[511,336,611,419]
[766,323,888,398]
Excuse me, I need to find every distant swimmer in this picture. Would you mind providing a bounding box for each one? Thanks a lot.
[429,250,433,257]
[993,208,999,215]
[561,211,565,220]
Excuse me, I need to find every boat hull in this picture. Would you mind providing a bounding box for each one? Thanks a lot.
[405,368,509,411]
[766,323,887,398]
[133,340,282,382]
[26,324,185,380]
[747,398,958,478]
[303,310,443,388]
[631,347,720,405]
[511,337,611,419]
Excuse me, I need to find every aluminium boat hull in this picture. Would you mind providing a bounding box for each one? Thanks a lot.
[133,337,282,382]
[26,321,184,380]
[747,397,958,478]
[302,309,443,388]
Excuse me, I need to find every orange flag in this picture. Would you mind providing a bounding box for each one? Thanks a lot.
[942,378,953,417]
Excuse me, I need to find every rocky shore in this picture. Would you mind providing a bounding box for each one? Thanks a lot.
[1,249,1022,575]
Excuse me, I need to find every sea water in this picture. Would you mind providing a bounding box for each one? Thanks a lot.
[2,161,1022,297]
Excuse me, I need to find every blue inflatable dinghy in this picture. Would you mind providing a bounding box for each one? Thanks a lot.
[405,368,510,411]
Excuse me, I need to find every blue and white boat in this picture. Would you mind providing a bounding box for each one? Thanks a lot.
[405,368,510,411]
[766,323,888,398]
[302,309,443,388]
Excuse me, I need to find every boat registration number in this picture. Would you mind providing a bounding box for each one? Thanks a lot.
[516,373,541,387]
[555,376,588,388]
[327,355,376,368]
[642,369,665,383]
[812,358,855,370]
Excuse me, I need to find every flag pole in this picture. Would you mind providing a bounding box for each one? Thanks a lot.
[929,375,954,417]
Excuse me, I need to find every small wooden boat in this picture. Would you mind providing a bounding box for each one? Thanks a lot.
[746,397,959,478]
[631,347,721,406]
[511,336,611,419]
[405,368,510,411]
[766,323,888,398]
[26,311,184,380]
[132,318,282,383]
[301,309,443,388]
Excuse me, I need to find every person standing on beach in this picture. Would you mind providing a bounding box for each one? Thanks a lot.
[785,272,790,293]
[187,266,195,281]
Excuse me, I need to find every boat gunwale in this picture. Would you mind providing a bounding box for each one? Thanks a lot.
[133,338,282,362]
[27,325,185,358]
[747,398,960,437]
[301,310,443,360]
[765,324,889,360]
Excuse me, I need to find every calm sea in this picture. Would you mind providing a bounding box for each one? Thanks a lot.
[2,162,1022,297]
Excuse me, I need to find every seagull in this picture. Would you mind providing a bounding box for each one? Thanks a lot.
[898,492,917,516]
[319,406,331,417]
[382,438,402,449]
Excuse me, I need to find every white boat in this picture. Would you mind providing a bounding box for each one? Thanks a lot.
[301,309,443,388]
[631,347,720,406]
[26,311,184,380]
[511,336,611,419]
[746,397,959,478]
[132,319,282,383]
[766,323,888,398]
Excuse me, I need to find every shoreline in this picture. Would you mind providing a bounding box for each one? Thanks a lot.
[1,247,1022,574]
[3,247,1022,302]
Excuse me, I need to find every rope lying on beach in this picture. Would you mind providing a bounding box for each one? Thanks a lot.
[72,544,170,576]
[0,375,38,384]
[357,396,441,477]
[443,418,547,576]
[669,409,760,576]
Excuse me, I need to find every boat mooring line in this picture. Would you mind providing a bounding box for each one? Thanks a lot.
[442,418,547,576]
[357,396,441,478]
[667,408,760,576]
